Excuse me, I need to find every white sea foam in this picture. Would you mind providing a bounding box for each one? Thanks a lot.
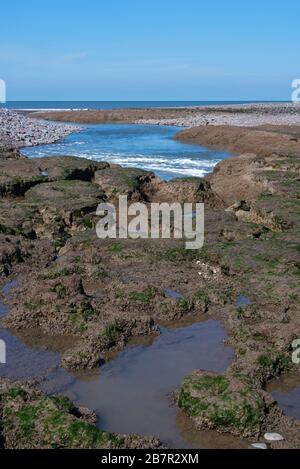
[24,149,218,176]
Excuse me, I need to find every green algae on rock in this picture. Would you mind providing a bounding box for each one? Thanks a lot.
[0,380,160,449]
[177,371,266,437]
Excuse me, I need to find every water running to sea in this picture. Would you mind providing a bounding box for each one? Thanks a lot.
[22,124,231,180]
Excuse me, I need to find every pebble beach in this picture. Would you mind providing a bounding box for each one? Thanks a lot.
[0,108,80,149]
[28,102,300,129]
[135,102,300,127]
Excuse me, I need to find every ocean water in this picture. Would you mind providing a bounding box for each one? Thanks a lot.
[3,100,274,110]
[22,124,231,180]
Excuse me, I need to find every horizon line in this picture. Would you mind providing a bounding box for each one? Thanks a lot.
[3,99,291,103]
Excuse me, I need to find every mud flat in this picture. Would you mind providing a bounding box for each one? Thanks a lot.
[31,102,300,127]
[0,148,237,448]
[0,270,245,448]
[0,117,300,447]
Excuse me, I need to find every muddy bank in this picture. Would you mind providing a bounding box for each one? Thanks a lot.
[0,276,244,449]
[176,124,300,204]
[30,107,201,124]
[175,124,300,157]
[170,124,300,447]
[0,152,225,372]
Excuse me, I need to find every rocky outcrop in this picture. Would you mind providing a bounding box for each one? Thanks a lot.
[175,125,300,158]
[143,176,224,207]
[0,155,227,370]
[0,156,109,197]
[94,167,155,201]
[177,371,267,437]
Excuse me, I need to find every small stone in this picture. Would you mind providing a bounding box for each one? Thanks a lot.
[251,443,268,450]
[264,432,284,442]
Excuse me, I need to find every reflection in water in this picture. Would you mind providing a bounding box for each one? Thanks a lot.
[267,373,300,420]
[236,296,252,307]
[164,289,184,299]
[60,321,237,448]
[0,278,245,448]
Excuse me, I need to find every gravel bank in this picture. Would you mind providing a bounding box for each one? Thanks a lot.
[0,108,81,149]
[135,102,300,127]
[31,102,300,128]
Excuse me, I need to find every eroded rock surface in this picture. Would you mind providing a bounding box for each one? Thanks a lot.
[0,151,228,370]
[1,123,300,447]
[172,124,300,447]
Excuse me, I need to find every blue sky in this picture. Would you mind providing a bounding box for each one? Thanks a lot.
[0,0,299,101]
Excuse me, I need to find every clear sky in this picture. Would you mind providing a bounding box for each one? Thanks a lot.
[0,0,299,101]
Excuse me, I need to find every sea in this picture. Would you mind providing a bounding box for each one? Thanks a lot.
[3,100,273,110]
